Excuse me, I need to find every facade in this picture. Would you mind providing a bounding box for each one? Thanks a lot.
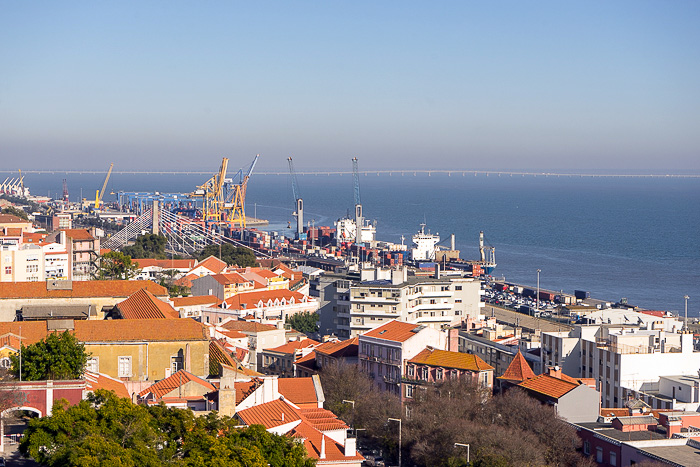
[294,337,359,377]
[260,339,319,377]
[219,320,286,372]
[541,325,700,408]
[404,347,494,400]
[191,272,255,300]
[55,229,100,280]
[133,258,196,281]
[358,320,447,396]
[313,267,484,339]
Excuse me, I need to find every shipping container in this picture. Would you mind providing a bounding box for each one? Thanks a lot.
[574,290,591,300]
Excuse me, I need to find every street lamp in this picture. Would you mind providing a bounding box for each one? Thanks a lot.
[342,400,356,432]
[454,443,470,464]
[388,418,402,467]
[684,295,690,332]
[536,269,541,312]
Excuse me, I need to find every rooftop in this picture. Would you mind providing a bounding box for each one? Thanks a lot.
[139,370,215,399]
[221,320,279,333]
[408,347,494,372]
[363,320,425,343]
[314,337,359,359]
[278,377,322,407]
[517,374,580,399]
[223,289,312,310]
[171,295,222,307]
[116,289,179,319]
[0,280,168,299]
[497,351,536,383]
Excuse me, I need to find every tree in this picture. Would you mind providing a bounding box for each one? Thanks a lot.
[1,206,28,220]
[96,251,138,280]
[122,234,168,259]
[20,390,314,467]
[10,331,88,381]
[197,244,257,267]
[286,312,319,334]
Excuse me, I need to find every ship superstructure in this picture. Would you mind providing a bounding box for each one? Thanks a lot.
[411,223,439,261]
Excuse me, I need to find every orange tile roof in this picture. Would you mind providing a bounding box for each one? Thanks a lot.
[0,319,208,345]
[237,398,302,429]
[219,329,248,340]
[85,371,130,399]
[223,289,312,309]
[116,289,179,319]
[62,229,95,240]
[134,258,196,269]
[314,337,358,358]
[278,377,320,406]
[211,272,251,286]
[174,273,197,288]
[498,351,536,383]
[1,227,22,237]
[172,295,222,307]
[221,320,279,333]
[0,214,28,224]
[292,423,364,463]
[300,407,349,431]
[0,280,168,299]
[234,378,263,404]
[517,374,580,399]
[363,320,424,342]
[266,339,320,355]
[139,370,215,399]
[209,340,237,375]
[294,351,318,371]
[408,347,494,372]
[195,256,227,274]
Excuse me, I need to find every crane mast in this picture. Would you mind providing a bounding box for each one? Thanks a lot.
[288,157,304,239]
[352,157,363,243]
[95,163,114,209]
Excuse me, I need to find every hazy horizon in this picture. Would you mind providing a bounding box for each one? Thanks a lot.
[2,1,699,173]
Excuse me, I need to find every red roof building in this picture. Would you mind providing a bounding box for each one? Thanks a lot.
[113,288,179,319]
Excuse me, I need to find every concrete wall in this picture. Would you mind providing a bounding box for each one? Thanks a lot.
[556,385,600,423]
[191,275,224,300]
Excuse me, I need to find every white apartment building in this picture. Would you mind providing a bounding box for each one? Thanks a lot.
[0,244,45,282]
[314,267,484,339]
[541,324,700,408]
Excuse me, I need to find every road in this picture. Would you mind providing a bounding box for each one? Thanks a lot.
[483,304,573,333]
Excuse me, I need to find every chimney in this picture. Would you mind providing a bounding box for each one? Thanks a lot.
[320,435,326,459]
[344,436,356,457]
[547,366,562,380]
[448,328,459,352]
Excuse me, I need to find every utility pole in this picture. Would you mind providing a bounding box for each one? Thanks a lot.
[684,295,690,332]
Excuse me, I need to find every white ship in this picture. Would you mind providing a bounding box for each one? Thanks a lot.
[411,223,439,261]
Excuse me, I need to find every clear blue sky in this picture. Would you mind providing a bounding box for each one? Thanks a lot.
[1,1,698,172]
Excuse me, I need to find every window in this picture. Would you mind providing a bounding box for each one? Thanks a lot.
[86,357,99,373]
[171,356,183,373]
[455,286,462,290]
[583,441,590,455]
[609,451,617,466]
[407,365,415,377]
[436,368,443,380]
[4,266,10,275]
[118,356,132,378]
[422,367,429,380]
[0,357,11,369]
[596,447,603,463]
[406,385,413,398]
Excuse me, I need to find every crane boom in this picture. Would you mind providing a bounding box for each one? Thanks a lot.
[96,163,114,208]
[288,157,304,238]
[352,157,361,206]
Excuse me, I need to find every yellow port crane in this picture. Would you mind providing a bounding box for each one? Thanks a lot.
[95,163,114,209]
[190,158,229,226]
[226,154,259,228]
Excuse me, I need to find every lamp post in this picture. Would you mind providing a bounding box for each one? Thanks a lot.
[454,443,470,464]
[684,295,690,332]
[342,400,356,432]
[388,418,402,467]
[536,269,541,312]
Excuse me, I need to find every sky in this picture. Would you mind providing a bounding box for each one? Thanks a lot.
[1,1,699,173]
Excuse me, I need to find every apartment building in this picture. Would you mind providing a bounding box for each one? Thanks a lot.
[313,267,484,339]
[358,319,447,396]
[541,324,700,408]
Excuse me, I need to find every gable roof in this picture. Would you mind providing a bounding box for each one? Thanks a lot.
[0,280,168,299]
[314,337,359,359]
[223,289,312,310]
[116,289,179,319]
[517,374,580,399]
[194,256,227,274]
[138,370,215,399]
[408,347,494,372]
[0,214,28,224]
[221,320,279,333]
[209,340,238,374]
[234,378,264,405]
[498,351,536,383]
[236,398,303,429]
[266,339,320,355]
[210,272,251,286]
[85,371,130,399]
[363,320,424,343]
[288,421,364,462]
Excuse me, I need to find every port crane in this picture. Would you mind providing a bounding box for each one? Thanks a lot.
[94,163,114,209]
[288,157,304,239]
[225,154,259,229]
[190,158,229,228]
[352,157,363,242]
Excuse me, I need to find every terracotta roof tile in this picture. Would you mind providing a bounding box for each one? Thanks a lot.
[220,329,247,339]
[237,398,302,429]
[409,347,494,372]
[363,320,424,343]
[314,337,358,359]
[0,280,168,299]
[278,377,319,406]
[0,214,27,224]
[234,378,263,404]
[498,351,536,383]
[139,370,215,399]
[223,289,312,310]
[195,256,227,274]
[221,320,279,333]
[116,289,179,319]
[300,407,349,431]
[172,295,222,307]
[266,339,319,355]
[209,340,237,375]
[288,421,364,462]
[517,374,580,399]
[85,371,130,399]
[62,229,95,240]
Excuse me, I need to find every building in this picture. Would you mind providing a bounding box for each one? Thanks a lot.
[358,320,447,396]
[313,267,484,339]
[219,320,286,372]
[133,258,197,282]
[540,325,700,408]
[191,272,255,300]
[171,295,222,319]
[138,369,216,411]
[45,229,100,280]
[0,280,168,321]
[111,288,180,320]
[260,339,319,377]
[294,337,359,377]
[403,347,494,400]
